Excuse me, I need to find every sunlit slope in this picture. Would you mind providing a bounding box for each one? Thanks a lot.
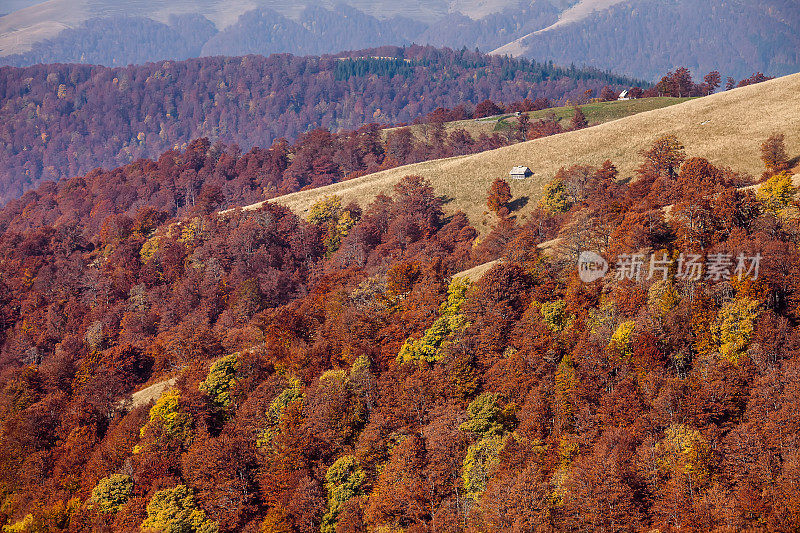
[382,97,693,142]
[264,72,800,226]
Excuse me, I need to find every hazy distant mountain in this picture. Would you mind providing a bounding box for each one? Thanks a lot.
[199,5,427,58]
[0,0,524,58]
[492,0,800,80]
[0,0,552,68]
[414,1,560,52]
[1,0,798,80]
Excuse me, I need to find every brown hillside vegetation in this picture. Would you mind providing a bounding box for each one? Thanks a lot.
[265,72,800,226]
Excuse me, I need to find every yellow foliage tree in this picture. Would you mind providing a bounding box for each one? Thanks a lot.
[199,353,239,409]
[140,389,194,444]
[538,299,574,333]
[712,297,759,363]
[542,178,571,213]
[257,376,304,447]
[141,485,218,533]
[655,424,712,488]
[554,353,577,428]
[90,474,133,514]
[307,195,343,226]
[757,170,796,214]
[648,279,679,316]
[609,320,636,359]
[397,279,470,363]
[307,195,359,254]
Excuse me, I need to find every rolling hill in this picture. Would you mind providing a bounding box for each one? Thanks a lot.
[0,46,640,203]
[394,96,694,141]
[264,71,800,228]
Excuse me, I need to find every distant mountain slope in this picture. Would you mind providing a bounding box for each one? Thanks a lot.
[0,46,640,203]
[266,72,800,226]
[412,1,559,53]
[199,6,425,58]
[0,0,516,60]
[1,15,218,67]
[3,0,798,80]
[492,0,800,80]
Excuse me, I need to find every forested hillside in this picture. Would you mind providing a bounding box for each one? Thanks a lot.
[0,97,798,529]
[0,46,642,203]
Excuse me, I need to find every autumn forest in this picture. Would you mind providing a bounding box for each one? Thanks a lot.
[0,29,797,533]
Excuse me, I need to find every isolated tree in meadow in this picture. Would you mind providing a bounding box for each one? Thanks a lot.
[385,127,414,164]
[515,113,531,141]
[570,106,588,130]
[638,134,686,181]
[487,178,512,217]
[725,77,736,90]
[760,133,790,177]
[474,99,504,118]
[529,113,564,139]
[703,70,721,94]
[543,177,572,213]
[738,72,773,87]
[600,86,618,101]
[672,67,694,97]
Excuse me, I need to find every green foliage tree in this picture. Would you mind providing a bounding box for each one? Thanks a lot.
[461,434,507,501]
[257,376,305,447]
[141,485,218,533]
[90,474,133,514]
[398,279,470,363]
[307,195,359,254]
[198,353,238,409]
[321,455,365,533]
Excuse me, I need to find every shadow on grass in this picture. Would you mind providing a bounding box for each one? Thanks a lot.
[508,196,529,212]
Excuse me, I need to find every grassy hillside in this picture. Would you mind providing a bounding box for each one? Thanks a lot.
[264,73,800,230]
[385,97,693,141]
